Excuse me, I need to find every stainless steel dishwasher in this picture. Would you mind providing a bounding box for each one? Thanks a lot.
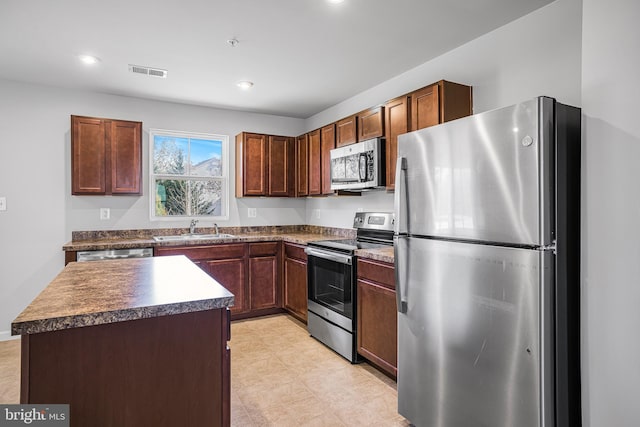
[76,248,153,262]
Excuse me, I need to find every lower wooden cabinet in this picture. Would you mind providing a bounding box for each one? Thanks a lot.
[356,258,397,377]
[283,243,308,322]
[207,258,247,315]
[248,242,280,310]
[155,242,282,319]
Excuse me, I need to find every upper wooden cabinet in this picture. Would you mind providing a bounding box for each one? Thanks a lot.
[411,80,473,132]
[385,80,472,189]
[308,129,321,195]
[236,132,294,197]
[320,124,336,195]
[71,115,142,195]
[295,134,309,197]
[384,95,410,191]
[267,135,295,197]
[336,114,358,147]
[358,106,385,141]
[235,132,267,197]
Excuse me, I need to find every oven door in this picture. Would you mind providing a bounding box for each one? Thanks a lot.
[305,247,354,324]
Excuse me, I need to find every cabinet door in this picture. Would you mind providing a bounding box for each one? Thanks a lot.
[110,120,142,194]
[358,106,385,140]
[320,124,336,195]
[336,115,357,147]
[308,129,321,195]
[72,116,107,195]
[208,258,247,314]
[411,83,440,131]
[249,256,278,310]
[236,132,267,196]
[357,278,397,377]
[268,135,294,197]
[296,134,309,197]
[284,255,307,322]
[385,95,410,190]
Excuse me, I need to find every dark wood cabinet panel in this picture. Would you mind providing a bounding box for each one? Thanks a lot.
[439,80,474,123]
[384,95,410,190]
[22,309,229,426]
[208,258,247,315]
[283,243,308,322]
[156,242,283,320]
[296,134,309,197]
[236,132,267,197]
[411,83,440,131]
[358,106,385,140]
[71,115,141,195]
[110,120,142,194]
[357,258,397,378]
[411,80,473,132]
[336,115,358,147]
[267,135,294,197]
[320,124,336,195]
[154,243,245,261]
[249,256,278,310]
[72,116,106,194]
[308,129,321,195]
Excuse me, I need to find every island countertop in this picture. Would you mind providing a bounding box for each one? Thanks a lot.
[12,255,234,336]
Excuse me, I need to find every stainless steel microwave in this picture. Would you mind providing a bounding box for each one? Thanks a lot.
[330,138,385,191]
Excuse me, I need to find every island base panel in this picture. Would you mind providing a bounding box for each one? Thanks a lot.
[21,309,230,427]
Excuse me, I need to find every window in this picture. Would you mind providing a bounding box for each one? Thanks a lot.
[150,129,229,220]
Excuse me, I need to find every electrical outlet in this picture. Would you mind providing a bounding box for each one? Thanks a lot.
[0,197,6,211]
[314,209,320,219]
[248,208,257,218]
[100,208,110,220]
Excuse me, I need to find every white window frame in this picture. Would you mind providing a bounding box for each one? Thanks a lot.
[149,128,229,221]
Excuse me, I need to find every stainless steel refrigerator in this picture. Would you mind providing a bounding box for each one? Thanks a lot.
[394,96,581,427]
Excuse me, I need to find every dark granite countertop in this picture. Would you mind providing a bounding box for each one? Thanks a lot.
[12,256,234,335]
[61,225,393,263]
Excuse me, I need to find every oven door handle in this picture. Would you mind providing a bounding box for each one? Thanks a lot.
[304,247,352,265]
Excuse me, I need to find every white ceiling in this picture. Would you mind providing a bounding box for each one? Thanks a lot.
[0,0,554,119]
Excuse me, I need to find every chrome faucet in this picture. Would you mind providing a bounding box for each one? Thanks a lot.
[213,223,219,236]
[189,219,198,234]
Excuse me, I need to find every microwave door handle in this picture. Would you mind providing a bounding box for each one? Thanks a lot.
[358,153,367,182]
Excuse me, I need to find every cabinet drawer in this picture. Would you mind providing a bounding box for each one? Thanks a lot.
[284,243,307,261]
[155,243,245,261]
[357,258,395,290]
[249,242,279,257]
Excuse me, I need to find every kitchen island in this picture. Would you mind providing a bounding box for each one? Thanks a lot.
[12,255,234,427]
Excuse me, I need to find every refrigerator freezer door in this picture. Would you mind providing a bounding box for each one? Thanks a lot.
[398,238,552,427]
[397,97,555,247]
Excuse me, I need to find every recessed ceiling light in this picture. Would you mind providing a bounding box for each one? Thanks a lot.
[78,54,100,65]
[237,81,254,90]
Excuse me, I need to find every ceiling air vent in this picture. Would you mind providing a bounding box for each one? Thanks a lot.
[128,64,167,78]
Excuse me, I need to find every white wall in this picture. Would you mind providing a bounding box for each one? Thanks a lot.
[0,80,305,338]
[581,0,640,425]
[304,0,583,228]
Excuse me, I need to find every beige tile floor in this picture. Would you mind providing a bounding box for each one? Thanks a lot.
[0,314,409,426]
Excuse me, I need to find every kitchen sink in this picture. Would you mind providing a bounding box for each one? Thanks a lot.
[152,233,236,242]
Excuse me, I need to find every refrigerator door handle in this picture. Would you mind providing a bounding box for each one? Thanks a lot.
[394,235,408,313]
[394,156,408,235]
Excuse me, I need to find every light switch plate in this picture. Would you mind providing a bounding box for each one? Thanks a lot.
[0,197,6,211]
[248,208,257,218]
[100,208,110,220]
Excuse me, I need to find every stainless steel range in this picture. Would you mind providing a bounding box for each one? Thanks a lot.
[305,212,394,362]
